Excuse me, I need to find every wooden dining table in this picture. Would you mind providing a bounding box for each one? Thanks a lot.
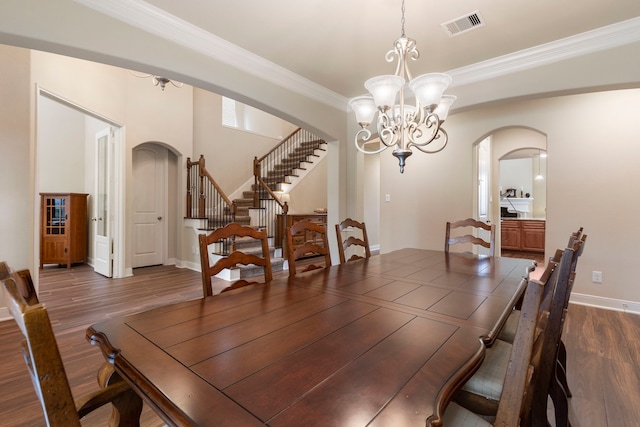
[87,248,534,426]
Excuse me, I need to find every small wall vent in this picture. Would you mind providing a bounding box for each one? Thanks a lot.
[442,11,485,37]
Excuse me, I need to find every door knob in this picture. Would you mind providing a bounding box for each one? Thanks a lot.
[157,216,163,220]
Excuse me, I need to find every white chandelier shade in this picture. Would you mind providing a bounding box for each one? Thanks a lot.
[408,73,452,107]
[365,75,405,110]
[433,94,457,121]
[349,95,377,125]
[349,0,456,173]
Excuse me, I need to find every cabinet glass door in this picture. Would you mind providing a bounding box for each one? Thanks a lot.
[44,196,66,235]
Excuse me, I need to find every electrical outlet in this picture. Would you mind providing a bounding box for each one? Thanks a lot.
[592,271,603,283]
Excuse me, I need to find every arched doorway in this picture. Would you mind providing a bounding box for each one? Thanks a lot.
[474,127,547,259]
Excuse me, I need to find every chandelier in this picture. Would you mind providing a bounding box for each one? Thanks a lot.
[349,0,456,173]
[151,76,184,90]
[131,72,184,91]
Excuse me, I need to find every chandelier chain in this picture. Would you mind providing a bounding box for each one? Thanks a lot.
[400,0,406,38]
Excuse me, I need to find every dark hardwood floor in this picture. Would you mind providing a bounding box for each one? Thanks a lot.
[1,262,639,426]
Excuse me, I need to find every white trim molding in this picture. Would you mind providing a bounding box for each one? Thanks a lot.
[570,293,640,315]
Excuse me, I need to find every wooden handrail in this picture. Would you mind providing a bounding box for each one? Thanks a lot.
[255,173,288,214]
[256,127,301,164]
[200,165,234,209]
[253,157,287,213]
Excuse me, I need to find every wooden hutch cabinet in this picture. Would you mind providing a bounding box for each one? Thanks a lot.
[40,193,89,268]
[275,213,327,253]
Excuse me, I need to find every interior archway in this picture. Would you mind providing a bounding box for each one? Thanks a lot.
[473,127,547,260]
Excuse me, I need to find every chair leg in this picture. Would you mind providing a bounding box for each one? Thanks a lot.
[98,362,143,427]
[556,340,572,397]
[549,378,571,427]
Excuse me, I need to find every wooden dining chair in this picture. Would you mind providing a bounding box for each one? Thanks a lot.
[497,233,586,413]
[452,249,566,418]
[445,218,496,257]
[286,219,331,277]
[198,222,273,297]
[531,235,586,427]
[453,246,576,427]
[498,231,586,342]
[430,262,549,426]
[0,262,39,305]
[1,265,142,427]
[335,218,371,264]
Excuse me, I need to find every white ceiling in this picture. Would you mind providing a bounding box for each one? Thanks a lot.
[122,0,640,100]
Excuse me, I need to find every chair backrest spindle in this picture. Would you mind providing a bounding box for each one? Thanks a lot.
[286,219,331,276]
[335,218,371,264]
[445,218,495,257]
[199,223,273,296]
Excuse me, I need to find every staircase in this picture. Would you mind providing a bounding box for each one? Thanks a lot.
[186,128,327,280]
[260,138,327,192]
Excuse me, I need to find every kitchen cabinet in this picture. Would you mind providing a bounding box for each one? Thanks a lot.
[501,219,545,253]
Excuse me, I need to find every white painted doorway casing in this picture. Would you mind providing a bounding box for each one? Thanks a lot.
[132,144,167,268]
[475,137,493,256]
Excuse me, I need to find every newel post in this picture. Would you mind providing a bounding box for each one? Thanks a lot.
[198,155,206,218]
[253,157,260,208]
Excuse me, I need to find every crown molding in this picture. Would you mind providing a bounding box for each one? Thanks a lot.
[449,16,640,87]
[75,0,640,109]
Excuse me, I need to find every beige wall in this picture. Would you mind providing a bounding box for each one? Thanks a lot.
[37,96,86,192]
[0,45,31,309]
[374,89,640,308]
[287,158,327,215]
[192,89,297,195]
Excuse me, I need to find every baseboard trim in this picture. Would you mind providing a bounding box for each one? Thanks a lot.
[570,292,640,315]
[176,259,201,272]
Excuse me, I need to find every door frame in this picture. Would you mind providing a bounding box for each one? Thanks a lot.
[35,86,127,278]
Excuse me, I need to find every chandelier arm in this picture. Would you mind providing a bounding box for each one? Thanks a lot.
[409,129,449,154]
[354,128,392,155]
[377,112,400,149]
[405,111,440,147]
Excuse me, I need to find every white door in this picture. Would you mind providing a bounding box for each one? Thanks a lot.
[476,137,492,255]
[94,128,112,277]
[132,144,166,268]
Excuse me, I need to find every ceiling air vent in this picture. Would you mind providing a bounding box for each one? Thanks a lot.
[442,11,485,37]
